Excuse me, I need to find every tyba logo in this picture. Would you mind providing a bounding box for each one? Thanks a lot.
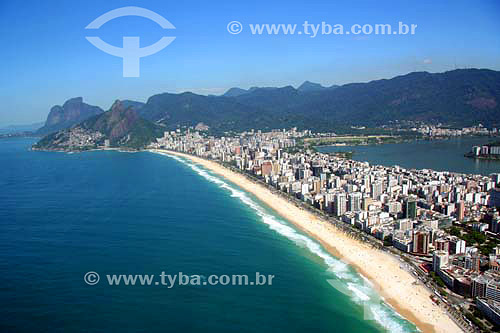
[85,7,176,77]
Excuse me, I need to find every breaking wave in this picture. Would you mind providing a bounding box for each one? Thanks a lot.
[157,152,418,332]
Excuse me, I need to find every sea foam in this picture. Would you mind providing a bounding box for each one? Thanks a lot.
[159,152,417,332]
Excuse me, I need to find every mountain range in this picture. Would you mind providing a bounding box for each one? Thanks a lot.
[134,69,500,133]
[36,97,104,136]
[34,101,164,150]
[34,68,500,148]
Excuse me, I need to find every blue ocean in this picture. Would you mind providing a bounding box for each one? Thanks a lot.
[0,138,418,332]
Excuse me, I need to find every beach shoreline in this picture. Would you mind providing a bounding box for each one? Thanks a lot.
[152,149,462,333]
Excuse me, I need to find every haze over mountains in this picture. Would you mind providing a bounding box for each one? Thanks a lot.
[33,69,500,148]
[34,101,163,150]
[0,122,44,135]
[136,68,500,133]
[222,81,337,97]
[36,97,104,136]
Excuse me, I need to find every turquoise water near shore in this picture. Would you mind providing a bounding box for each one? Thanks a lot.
[318,136,500,176]
[0,138,418,332]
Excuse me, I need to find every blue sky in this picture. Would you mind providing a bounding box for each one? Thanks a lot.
[0,0,499,125]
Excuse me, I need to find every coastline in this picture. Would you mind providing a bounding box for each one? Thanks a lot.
[31,146,140,153]
[153,149,462,333]
[464,153,500,161]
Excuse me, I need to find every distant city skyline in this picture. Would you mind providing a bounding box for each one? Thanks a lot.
[1,0,499,125]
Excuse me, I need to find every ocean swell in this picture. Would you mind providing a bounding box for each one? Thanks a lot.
[158,152,418,333]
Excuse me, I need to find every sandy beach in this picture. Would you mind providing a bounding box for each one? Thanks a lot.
[154,149,462,333]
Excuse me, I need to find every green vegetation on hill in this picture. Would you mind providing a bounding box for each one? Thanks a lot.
[33,101,164,150]
[36,97,104,136]
[34,69,500,138]
[136,69,500,133]
[81,102,164,148]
